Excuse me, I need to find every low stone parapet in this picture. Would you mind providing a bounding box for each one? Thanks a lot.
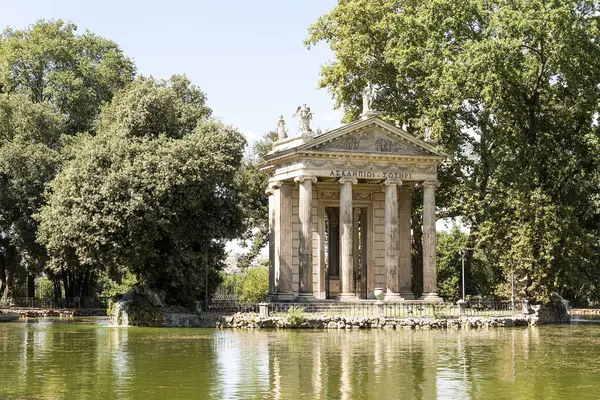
[570,308,600,315]
[0,308,107,318]
[180,313,534,329]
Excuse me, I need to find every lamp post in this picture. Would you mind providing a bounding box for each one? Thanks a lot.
[459,249,466,301]
[511,265,515,312]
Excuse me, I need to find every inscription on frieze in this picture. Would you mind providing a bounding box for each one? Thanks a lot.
[329,170,412,180]
[303,160,437,173]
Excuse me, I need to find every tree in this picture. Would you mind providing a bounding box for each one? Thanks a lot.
[238,263,270,303]
[0,19,135,134]
[436,228,497,301]
[0,94,65,299]
[37,76,245,306]
[236,130,279,269]
[307,0,600,302]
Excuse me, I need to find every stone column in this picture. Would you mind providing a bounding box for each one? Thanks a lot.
[295,175,317,299]
[267,182,294,301]
[338,177,357,300]
[398,185,415,299]
[383,178,401,301]
[278,183,294,300]
[266,183,279,297]
[421,180,441,301]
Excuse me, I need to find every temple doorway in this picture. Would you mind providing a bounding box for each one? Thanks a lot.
[325,206,368,299]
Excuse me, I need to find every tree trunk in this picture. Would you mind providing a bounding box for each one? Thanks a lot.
[27,274,36,298]
[5,268,14,300]
[53,277,62,300]
[62,272,71,298]
[0,254,6,302]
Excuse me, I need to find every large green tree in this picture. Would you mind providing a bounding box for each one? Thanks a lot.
[0,19,135,134]
[307,0,600,301]
[0,94,65,300]
[37,76,245,305]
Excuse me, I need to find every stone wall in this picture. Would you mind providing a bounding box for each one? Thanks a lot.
[173,313,535,329]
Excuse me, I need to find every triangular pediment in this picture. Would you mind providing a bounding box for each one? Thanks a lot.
[314,129,426,155]
[300,117,442,157]
[261,116,444,171]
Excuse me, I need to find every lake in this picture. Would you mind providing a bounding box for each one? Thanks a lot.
[1,318,599,399]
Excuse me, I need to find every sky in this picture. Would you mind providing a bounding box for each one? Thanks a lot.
[0,0,344,144]
[1,0,460,245]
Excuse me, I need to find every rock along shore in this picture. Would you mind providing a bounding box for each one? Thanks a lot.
[158,312,538,329]
[109,287,570,328]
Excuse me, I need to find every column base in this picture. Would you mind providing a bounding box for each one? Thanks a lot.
[400,291,415,300]
[384,292,403,302]
[269,293,295,302]
[296,292,317,301]
[337,293,358,301]
[419,292,444,302]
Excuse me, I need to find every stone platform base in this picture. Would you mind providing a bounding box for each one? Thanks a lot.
[158,313,538,329]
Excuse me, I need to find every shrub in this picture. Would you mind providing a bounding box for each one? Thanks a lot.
[286,306,307,327]
[238,265,269,303]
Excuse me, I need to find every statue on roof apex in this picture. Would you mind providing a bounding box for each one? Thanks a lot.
[293,103,313,135]
[277,115,286,140]
[361,82,376,119]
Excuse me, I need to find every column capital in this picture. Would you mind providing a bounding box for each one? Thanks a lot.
[339,177,358,185]
[384,178,402,186]
[422,180,440,189]
[265,181,282,196]
[294,175,318,184]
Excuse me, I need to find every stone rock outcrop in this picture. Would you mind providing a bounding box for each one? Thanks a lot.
[109,286,167,327]
[528,293,571,325]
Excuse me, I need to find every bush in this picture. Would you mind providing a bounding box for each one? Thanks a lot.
[38,277,54,298]
[98,271,138,297]
[238,265,269,303]
[286,306,307,327]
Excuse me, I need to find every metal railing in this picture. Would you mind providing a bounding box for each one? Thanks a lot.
[207,298,260,313]
[267,301,464,318]
[0,296,110,309]
[463,300,515,316]
[207,298,516,318]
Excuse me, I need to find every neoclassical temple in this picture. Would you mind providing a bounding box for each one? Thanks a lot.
[261,107,444,302]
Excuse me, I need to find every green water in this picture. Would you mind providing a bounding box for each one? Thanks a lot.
[1,318,600,399]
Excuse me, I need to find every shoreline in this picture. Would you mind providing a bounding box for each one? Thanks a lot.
[0,308,107,318]
[163,312,540,329]
[5,307,594,328]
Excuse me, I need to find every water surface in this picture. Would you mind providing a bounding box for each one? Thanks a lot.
[1,318,599,399]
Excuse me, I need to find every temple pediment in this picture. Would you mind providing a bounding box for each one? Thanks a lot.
[262,116,444,179]
[302,117,441,157]
[311,129,427,155]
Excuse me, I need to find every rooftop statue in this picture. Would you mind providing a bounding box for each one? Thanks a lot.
[277,115,286,140]
[294,104,313,135]
[361,82,375,118]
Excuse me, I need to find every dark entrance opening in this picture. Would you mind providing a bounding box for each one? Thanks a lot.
[325,206,368,299]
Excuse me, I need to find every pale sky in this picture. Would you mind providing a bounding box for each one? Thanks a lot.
[0,0,344,144]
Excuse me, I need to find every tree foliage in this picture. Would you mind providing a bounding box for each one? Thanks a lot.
[436,228,497,301]
[236,130,278,269]
[37,76,245,305]
[0,94,65,299]
[308,0,600,302]
[0,19,135,134]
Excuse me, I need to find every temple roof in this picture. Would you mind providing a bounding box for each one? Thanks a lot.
[262,116,445,170]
